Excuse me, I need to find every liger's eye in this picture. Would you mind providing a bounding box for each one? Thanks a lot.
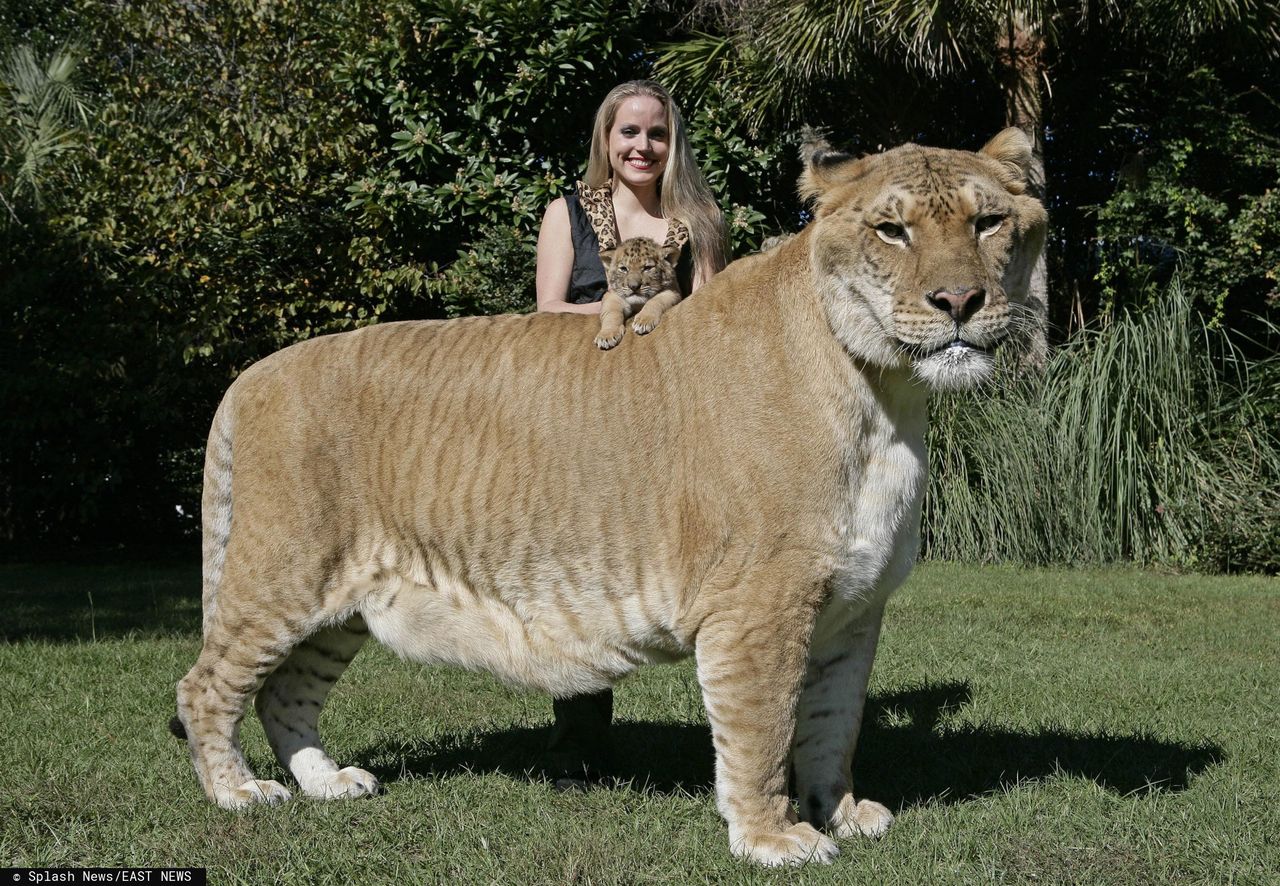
[976,214,1005,235]
[875,222,907,242]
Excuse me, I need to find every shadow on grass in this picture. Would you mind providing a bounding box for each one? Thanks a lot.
[0,560,201,641]
[361,681,1223,810]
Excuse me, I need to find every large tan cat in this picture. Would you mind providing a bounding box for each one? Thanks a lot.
[172,129,1047,867]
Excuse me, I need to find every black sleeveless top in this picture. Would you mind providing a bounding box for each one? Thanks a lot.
[563,181,694,304]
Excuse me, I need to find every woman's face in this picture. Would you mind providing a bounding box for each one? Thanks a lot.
[607,95,670,190]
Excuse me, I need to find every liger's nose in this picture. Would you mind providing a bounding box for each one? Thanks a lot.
[926,287,986,323]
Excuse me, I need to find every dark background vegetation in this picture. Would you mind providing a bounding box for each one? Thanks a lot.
[2,0,1277,570]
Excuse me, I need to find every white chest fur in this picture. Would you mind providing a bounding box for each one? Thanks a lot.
[828,375,928,607]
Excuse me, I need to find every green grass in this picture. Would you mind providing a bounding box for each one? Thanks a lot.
[2,558,1277,884]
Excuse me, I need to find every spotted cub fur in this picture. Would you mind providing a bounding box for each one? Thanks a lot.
[595,237,683,350]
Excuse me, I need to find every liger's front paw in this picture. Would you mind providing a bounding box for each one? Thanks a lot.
[216,779,292,810]
[731,822,839,867]
[304,766,381,800]
[829,796,894,839]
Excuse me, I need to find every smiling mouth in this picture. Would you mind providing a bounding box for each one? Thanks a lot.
[626,157,655,169]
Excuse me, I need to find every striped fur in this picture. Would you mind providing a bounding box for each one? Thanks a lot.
[174,129,1047,867]
[199,398,236,636]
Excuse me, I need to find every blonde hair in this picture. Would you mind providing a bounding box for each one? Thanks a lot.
[584,80,728,278]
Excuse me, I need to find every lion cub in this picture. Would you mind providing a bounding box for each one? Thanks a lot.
[594,237,683,350]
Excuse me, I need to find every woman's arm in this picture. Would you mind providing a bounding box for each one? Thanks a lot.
[536,198,602,314]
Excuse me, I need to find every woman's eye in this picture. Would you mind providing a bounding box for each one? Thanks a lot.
[976,214,1005,235]
[875,222,907,241]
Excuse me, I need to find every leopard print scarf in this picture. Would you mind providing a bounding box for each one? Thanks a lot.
[576,181,691,254]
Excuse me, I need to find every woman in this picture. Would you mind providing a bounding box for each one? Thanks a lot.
[536,79,728,311]
[534,80,729,786]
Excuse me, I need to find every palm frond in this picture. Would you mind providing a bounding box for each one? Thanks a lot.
[0,44,93,210]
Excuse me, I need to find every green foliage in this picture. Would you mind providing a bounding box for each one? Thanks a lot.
[434,224,537,319]
[337,0,651,248]
[0,43,89,215]
[1,0,717,545]
[924,281,1280,573]
[683,81,792,252]
[2,1,399,544]
[331,0,663,319]
[1093,68,1280,322]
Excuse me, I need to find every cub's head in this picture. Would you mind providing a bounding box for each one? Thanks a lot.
[600,237,681,302]
[800,128,1048,390]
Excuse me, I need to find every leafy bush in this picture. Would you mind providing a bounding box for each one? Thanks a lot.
[924,280,1280,573]
[434,224,537,318]
[1093,68,1280,325]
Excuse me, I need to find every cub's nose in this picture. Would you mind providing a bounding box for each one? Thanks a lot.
[926,287,985,323]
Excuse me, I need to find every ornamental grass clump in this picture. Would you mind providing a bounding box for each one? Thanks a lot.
[923,280,1279,572]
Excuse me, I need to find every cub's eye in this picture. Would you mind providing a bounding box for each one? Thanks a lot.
[875,222,908,244]
[643,263,655,271]
[976,214,1005,236]
[617,264,628,272]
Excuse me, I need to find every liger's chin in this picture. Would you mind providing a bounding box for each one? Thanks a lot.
[910,343,996,391]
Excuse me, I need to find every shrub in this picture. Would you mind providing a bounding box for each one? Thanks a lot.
[924,280,1280,573]
[434,225,537,319]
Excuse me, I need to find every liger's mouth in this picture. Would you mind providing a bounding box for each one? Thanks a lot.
[898,336,1004,359]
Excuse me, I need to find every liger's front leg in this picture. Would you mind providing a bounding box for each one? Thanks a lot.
[793,603,894,839]
[695,605,839,867]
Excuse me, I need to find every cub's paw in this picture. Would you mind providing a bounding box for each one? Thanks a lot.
[731,822,839,867]
[631,314,659,335]
[306,766,381,800]
[595,328,624,350]
[830,796,894,839]
[217,779,292,810]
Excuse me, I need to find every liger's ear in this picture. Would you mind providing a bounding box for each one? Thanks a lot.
[980,127,1035,194]
[797,125,864,204]
[662,244,680,266]
[598,247,616,265]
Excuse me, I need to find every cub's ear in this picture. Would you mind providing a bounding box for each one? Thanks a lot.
[980,127,1035,193]
[598,247,616,265]
[797,125,863,204]
[662,244,680,266]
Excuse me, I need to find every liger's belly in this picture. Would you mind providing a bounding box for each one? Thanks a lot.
[355,560,689,696]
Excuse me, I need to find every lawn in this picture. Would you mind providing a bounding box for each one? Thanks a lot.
[1,557,1276,884]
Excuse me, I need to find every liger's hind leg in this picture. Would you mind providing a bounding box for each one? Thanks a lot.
[175,604,303,809]
[255,615,379,799]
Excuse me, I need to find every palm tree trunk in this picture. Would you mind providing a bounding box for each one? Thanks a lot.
[996,13,1049,366]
